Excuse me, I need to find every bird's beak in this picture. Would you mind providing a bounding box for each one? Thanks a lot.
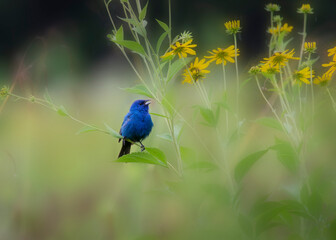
[144,100,151,105]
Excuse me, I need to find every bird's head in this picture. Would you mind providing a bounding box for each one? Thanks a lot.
[130,99,151,112]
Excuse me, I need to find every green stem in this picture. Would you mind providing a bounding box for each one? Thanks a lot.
[298,13,307,67]
[269,11,274,57]
[104,0,117,30]
[233,34,240,117]
[256,77,289,137]
[326,88,336,112]
[308,53,315,119]
[222,63,229,133]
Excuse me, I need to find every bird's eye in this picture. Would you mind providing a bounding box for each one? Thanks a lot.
[139,102,144,105]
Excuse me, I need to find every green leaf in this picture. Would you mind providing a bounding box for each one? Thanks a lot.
[174,122,183,141]
[139,1,148,20]
[198,106,217,127]
[149,112,168,118]
[145,147,167,166]
[132,20,147,37]
[301,56,319,68]
[118,17,137,26]
[104,123,123,139]
[57,105,69,117]
[161,97,175,117]
[235,149,269,183]
[300,185,323,217]
[240,77,252,90]
[116,149,168,167]
[111,39,146,56]
[255,202,287,236]
[156,31,168,53]
[256,117,283,132]
[157,133,172,142]
[156,19,169,32]
[76,126,98,135]
[280,200,312,219]
[271,139,298,172]
[194,105,217,127]
[43,89,53,104]
[122,84,153,98]
[283,37,293,49]
[115,25,124,41]
[167,57,192,83]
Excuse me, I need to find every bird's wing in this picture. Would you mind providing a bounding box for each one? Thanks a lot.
[119,112,133,139]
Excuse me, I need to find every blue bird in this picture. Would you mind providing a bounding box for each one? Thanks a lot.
[118,99,153,158]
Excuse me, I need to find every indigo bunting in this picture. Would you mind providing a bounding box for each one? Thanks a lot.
[118,99,153,158]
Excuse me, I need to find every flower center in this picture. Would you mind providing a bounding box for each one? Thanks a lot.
[217,51,229,59]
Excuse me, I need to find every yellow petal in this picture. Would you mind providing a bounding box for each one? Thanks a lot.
[300,78,311,84]
[225,57,235,63]
[185,48,196,55]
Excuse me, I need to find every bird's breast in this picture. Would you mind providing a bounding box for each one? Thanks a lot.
[121,112,153,141]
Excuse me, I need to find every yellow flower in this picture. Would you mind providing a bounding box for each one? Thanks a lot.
[182,57,210,84]
[313,73,332,86]
[281,23,293,33]
[261,49,299,68]
[304,42,316,54]
[298,4,313,14]
[322,61,336,76]
[327,46,336,61]
[249,66,261,75]
[293,67,314,84]
[224,20,241,35]
[268,25,280,35]
[260,62,280,75]
[205,45,239,65]
[161,39,197,59]
[265,3,280,12]
[268,23,293,35]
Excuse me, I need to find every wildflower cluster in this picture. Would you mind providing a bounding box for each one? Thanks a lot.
[3,2,336,239]
[260,50,299,74]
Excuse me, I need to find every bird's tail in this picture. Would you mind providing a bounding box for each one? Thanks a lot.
[118,139,132,158]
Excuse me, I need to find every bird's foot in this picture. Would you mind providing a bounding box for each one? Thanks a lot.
[140,142,145,152]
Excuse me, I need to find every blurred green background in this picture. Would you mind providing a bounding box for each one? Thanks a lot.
[1,0,336,239]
